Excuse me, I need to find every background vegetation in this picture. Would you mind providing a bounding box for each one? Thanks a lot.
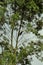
[0,0,43,65]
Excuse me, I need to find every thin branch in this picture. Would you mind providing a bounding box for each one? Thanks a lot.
[16,10,24,49]
[11,28,13,47]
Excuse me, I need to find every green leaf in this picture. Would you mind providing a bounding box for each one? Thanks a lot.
[16,0,25,6]
[0,6,6,21]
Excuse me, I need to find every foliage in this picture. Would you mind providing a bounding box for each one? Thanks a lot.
[0,0,43,65]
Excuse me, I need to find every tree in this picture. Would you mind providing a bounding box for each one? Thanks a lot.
[0,0,43,65]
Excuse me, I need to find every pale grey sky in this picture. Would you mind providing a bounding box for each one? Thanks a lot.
[31,55,43,65]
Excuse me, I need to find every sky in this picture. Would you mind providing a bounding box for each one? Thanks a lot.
[31,55,43,65]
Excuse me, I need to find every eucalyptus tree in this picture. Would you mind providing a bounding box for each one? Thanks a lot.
[0,0,43,65]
